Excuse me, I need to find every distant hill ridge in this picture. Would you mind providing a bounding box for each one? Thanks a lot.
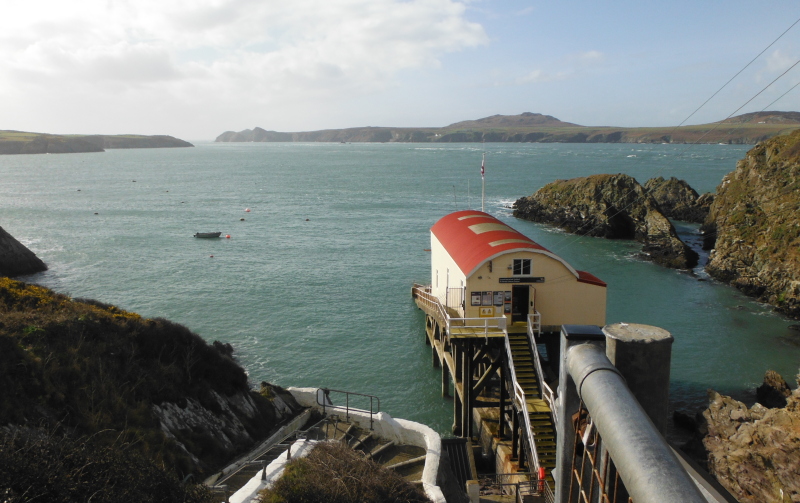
[217,111,800,145]
[0,130,193,155]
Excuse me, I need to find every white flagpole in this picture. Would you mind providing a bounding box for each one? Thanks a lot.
[481,152,485,212]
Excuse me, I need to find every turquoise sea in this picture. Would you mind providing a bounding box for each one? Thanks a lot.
[3,141,799,435]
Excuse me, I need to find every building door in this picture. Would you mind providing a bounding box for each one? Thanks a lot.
[511,285,529,323]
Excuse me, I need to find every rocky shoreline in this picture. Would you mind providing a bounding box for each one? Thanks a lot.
[678,371,800,503]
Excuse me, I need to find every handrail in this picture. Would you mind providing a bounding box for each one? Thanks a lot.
[447,316,507,335]
[412,284,449,327]
[527,313,557,428]
[317,388,381,430]
[504,331,540,472]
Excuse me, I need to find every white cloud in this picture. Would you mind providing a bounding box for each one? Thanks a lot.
[0,0,487,135]
[513,50,605,86]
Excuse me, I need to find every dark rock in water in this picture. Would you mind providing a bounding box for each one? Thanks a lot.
[789,324,800,332]
[0,226,47,276]
[513,173,698,269]
[756,370,791,408]
[702,129,800,320]
[644,176,713,223]
[212,340,234,357]
[672,409,698,431]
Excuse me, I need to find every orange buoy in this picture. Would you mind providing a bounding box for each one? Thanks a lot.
[226,234,231,239]
[245,208,251,212]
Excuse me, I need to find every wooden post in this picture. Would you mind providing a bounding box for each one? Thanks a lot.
[511,407,519,460]
[498,363,506,438]
[453,341,463,436]
[461,340,471,437]
[442,356,449,397]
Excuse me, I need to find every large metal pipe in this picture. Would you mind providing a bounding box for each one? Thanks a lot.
[566,343,706,503]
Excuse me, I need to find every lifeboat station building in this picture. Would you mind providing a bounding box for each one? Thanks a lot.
[412,210,607,476]
[426,210,606,333]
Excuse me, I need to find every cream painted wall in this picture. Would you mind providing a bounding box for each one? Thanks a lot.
[430,234,467,308]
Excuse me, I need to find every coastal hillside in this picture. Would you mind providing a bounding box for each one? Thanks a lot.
[513,174,698,269]
[215,111,800,145]
[0,130,193,154]
[701,129,800,319]
[0,278,302,482]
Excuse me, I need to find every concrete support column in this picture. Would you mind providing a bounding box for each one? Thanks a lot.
[603,323,673,435]
[432,343,440,368]
[554,325,606,503]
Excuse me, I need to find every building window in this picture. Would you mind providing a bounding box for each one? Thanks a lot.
[513,259,531,276]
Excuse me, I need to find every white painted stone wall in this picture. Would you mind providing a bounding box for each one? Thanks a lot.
[288,387,447,503]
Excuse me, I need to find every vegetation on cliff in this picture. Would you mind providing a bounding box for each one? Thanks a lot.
[0,130,193,154]
[0,429,214,503]
[0,277,301,489]
[513,174,698,269]
[701,129,800,319]
[216,111,800,144]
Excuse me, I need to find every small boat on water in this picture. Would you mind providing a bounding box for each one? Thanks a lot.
[194,232,222,238]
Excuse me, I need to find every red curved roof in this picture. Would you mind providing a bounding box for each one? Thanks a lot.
[431,210,605,287]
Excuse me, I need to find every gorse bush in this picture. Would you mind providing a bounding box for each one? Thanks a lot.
[0,427,214,503]
[260,442,430,503]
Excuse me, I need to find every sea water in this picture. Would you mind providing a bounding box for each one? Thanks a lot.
[2,141,799,435]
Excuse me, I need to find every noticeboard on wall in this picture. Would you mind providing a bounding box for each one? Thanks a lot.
[493,291,504,306]
[471,291,481,306]
[481,291,492,306]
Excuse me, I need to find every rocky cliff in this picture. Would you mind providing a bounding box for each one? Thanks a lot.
[697,372,800,503]
[701,130,800,319]
[0,278,302,478]
[0,226,47,276]
[644,176,713,223]
[513,174,698,269]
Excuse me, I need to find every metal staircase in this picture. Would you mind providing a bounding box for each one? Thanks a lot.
[504,314,557,483]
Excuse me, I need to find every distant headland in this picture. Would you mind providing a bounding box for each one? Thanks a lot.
[0,130,193,155]
[216,111,800,145]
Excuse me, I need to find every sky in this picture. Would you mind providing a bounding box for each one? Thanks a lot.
[3,0,800,140]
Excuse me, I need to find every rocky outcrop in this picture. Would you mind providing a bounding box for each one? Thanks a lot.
[513,174,698,269]
[757,370,792,409]
[700,372,800,503]
[701,130,800,319]
[644,176,714,223]
[0,226,47,276]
